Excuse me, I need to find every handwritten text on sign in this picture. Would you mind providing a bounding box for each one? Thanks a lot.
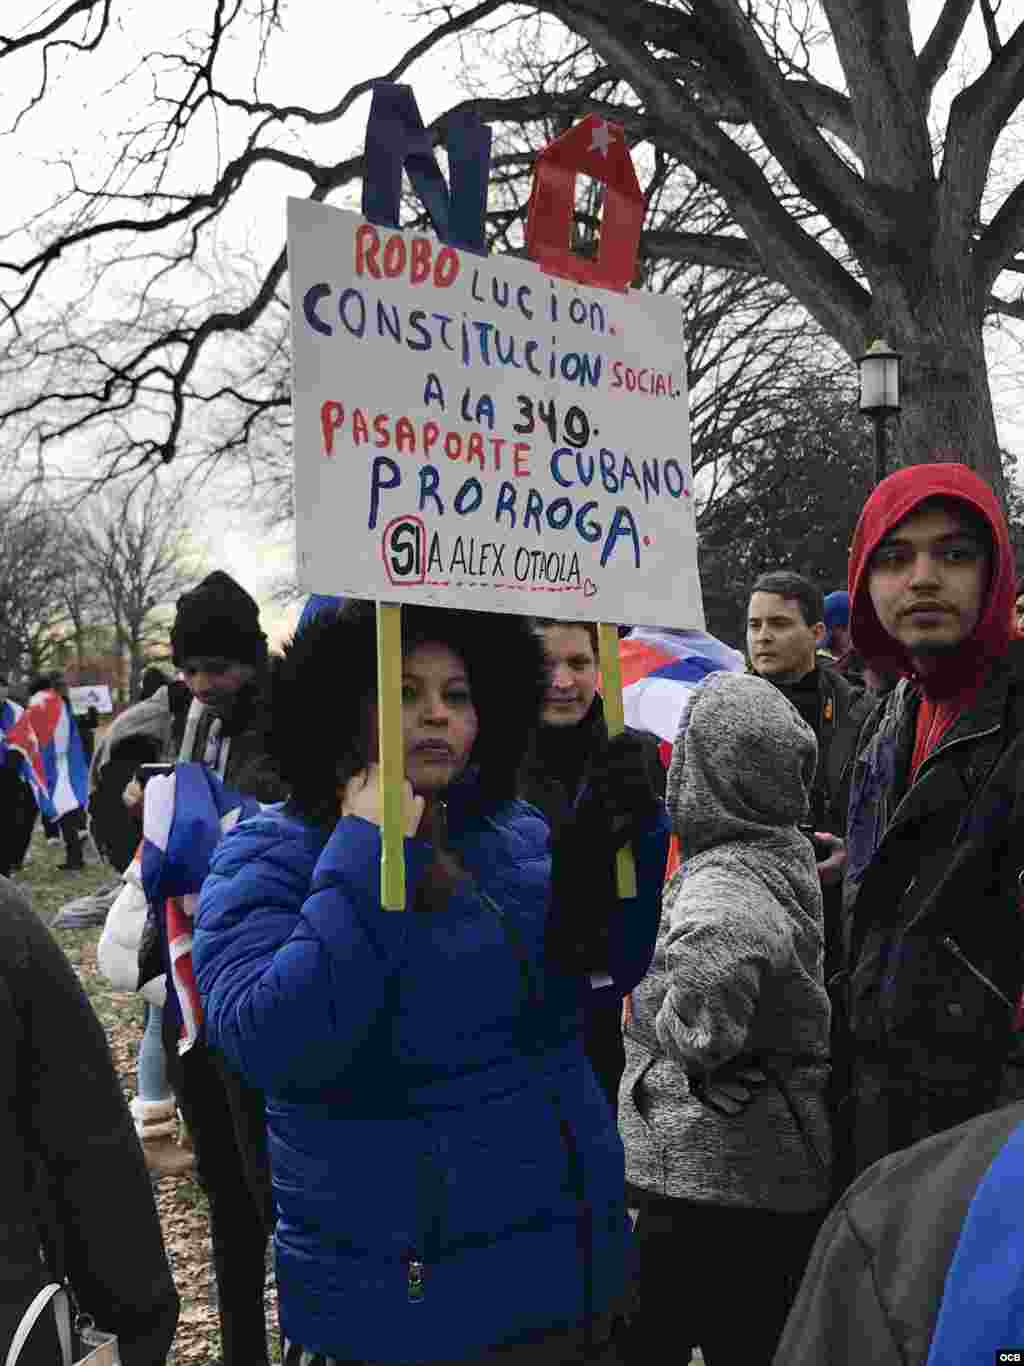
[288,198,702,628]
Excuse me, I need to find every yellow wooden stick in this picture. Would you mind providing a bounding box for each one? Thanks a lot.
[376,602,406,911]
[597,622,638,900]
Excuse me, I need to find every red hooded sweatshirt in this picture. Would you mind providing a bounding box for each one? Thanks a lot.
[847,464,1017,776]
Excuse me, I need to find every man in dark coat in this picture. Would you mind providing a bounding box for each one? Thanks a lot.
[519,618,666,1115]
[838,463,1024,1190]
[0,874,178,1366]
[746,571,871,986]
[138,570,286,1366]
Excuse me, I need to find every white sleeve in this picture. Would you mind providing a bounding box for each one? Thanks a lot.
[96,876,149,993]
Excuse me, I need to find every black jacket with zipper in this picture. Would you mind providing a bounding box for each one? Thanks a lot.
[518,697,665,1113]
[836,639,1024,1182]
[768,663,873,989]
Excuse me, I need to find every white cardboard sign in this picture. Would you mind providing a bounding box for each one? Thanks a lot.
[288,198,702,628]
[69,684,113,714]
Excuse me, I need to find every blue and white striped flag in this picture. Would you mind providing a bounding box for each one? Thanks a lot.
[138,762,262,1052]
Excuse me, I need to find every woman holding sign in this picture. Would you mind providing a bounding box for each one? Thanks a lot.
[193,600,668,1366]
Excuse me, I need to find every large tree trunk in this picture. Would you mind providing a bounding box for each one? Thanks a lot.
[869,264,1004,497]
[884,325,1002,493]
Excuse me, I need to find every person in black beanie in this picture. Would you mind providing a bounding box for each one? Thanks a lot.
[519,619,669,1116]
[169,569,268,732]
[137,569,286,1366]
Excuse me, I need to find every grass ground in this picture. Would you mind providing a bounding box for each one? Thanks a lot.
[13,825,277,1366]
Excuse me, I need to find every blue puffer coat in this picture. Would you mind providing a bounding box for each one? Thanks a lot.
[195,777,668,1365]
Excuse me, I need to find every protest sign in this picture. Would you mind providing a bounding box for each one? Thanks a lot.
[69,684,113,715]
[288,198,702,631]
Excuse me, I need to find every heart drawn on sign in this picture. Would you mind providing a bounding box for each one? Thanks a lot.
[583,578,597,598]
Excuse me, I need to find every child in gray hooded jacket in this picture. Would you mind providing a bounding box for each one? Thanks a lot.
[620,672,831,1366]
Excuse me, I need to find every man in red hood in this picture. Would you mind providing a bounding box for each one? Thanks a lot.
[836,462,1024,1190]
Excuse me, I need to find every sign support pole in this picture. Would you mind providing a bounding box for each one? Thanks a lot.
[597,623,638,900]
[376,601,407,910]
[359,88,492,913]
[525,115,644,903]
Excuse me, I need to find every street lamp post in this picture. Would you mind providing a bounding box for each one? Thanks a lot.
[858,339,902,485]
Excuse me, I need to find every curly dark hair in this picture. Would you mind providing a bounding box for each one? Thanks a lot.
[268,600,548,826]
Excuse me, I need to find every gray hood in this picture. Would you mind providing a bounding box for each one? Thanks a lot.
[622,670,830,1213]
[666,672,818,857]
[88,685,174,790]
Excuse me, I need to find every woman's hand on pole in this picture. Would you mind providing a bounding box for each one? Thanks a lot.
[342,764,425,837]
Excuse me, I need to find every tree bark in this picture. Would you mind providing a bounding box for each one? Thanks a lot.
[889,328,1000,481]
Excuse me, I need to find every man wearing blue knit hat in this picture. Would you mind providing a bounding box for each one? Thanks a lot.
[820,589,867,687]
[821,590,851,661]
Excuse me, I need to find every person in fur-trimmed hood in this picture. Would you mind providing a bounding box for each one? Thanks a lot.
[621,671,831,1366]
[193,600,668,1366]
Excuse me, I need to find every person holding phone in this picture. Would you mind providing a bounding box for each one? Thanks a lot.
[98,570,285,1366]
[143,571,285,1366]
[193,600,669,1366]
[90,682,192,873]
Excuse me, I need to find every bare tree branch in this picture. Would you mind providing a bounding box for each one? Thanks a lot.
[979,0,1004,58]
[0,0,1015,502]
[988,292,1024,321]
[535,2,872,350]
[917,0,976,98]
[0,0,113,133]
[943,16,1024,245]
[0,0,108,60]
[977,177,1024,292]
[640,230,767,276]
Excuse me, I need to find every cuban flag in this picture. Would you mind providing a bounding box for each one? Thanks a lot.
[0,699,50,815]
[620,626,747,752]
[138,762,262,1053]
[2,696,61,821]
[33,691,90,818]
[620,627,746,885]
